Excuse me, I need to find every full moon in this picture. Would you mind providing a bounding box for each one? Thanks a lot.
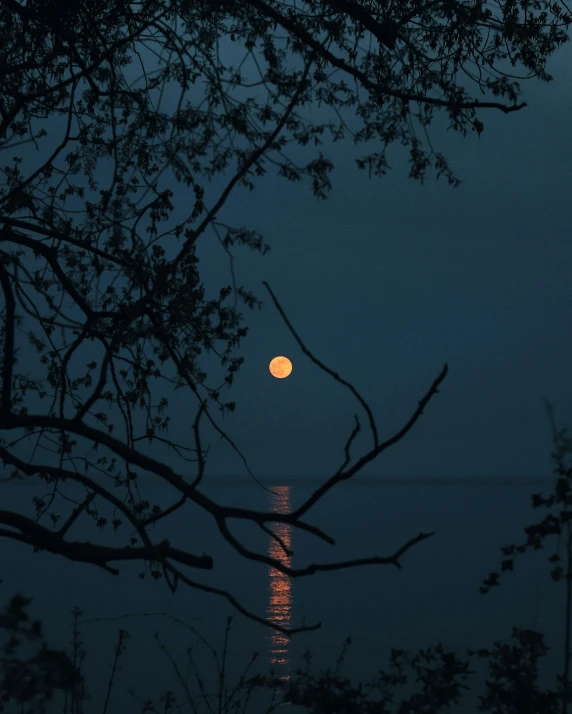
[269,356,292,379]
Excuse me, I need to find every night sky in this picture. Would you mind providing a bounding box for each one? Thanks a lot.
[4,18,572,485]
[184,39,572,483]
[2,8,572,711]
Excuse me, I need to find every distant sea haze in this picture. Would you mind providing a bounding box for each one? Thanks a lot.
[205,474,552,487]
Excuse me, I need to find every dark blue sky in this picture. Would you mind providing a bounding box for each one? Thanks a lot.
[172,40,572,483]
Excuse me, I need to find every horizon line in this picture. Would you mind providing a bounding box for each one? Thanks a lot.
[203,473,554,486]
[1,472,554,487]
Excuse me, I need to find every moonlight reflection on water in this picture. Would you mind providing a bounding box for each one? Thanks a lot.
[266,485,293,680]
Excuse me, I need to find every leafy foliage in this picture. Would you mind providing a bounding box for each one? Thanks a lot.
[0,0,569,630]
[480,401,572,594]
[0,596,565,714]
[0,594,84,714]
[480,400,572,712]
[468,627,562,714]
[262,628,566,713]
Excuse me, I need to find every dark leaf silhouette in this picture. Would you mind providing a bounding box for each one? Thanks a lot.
[0,594,84,714]
[0,0,570,634]
[480,399,572,712]
[552,566,564,582]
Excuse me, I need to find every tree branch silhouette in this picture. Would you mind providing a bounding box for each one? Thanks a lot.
[0,0,568,634]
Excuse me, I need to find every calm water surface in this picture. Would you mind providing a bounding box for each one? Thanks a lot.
[0,476,562,712]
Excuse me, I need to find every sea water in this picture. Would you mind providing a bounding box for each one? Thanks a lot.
[0,475,561,712]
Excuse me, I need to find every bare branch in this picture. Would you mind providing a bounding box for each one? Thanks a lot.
[58,492,97,538]
[263,280,379,448]
[0,0,560,634]
[292,362,449,521]
[337,414,361,474]
[0,510,211,573]
[216,515,434,576]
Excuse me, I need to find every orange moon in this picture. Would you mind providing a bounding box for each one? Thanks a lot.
[269,356,292,379]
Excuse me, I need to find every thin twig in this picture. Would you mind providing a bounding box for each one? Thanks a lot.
[262,280,379,448]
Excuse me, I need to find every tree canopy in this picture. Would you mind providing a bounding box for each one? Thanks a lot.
[0,0,569,631]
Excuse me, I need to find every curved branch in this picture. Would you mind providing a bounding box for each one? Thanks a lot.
[155,558,322,635]
[292,362,449,520]
[75,343,112,421]
[0,344,446,632]
[146,310,280,496]
[0,450,322,635]
[263,280,379,448]
[0,448,213,570]
[172,50,317,270]
[0,409,335,541]
[190,400,207,489]
[0,510,212,573]
[325,0,399,49]
[337,414,361,473]
[217,515,435,576]
[58,492,97,537]
[1,227,95,318]
[0,4,171,141]
[1,217,128,269]
[246,0,527,114]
